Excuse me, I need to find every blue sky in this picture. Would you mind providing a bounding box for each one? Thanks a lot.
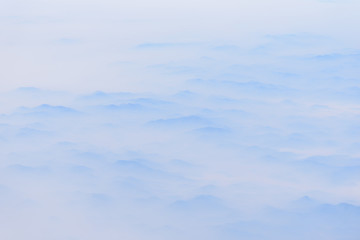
[0,0,360,239]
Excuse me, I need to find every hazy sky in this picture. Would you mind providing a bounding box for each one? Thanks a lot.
[1,0,360,239]
[1,0,360,92]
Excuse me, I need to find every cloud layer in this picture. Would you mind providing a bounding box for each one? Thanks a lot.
[1,76,360,239]
[1,0,360,239]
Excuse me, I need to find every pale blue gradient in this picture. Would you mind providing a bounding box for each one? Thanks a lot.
[0,0,360,239]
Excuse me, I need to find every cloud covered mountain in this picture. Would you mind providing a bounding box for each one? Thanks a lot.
[1,0,360,239]
[1,77,360,239]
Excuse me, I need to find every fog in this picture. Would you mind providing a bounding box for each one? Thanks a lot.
[1,0,360,239]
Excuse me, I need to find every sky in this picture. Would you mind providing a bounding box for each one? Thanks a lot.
[1,0,360,239]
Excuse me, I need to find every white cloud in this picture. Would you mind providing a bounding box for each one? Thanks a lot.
[1,0,360,239]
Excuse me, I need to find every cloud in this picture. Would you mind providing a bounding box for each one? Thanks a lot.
[1,0,360,239]
[1,81,359,239]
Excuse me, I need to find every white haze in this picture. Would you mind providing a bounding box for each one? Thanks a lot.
[1,0,360,239]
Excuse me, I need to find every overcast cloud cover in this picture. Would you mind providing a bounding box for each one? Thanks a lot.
[1,0,360,239]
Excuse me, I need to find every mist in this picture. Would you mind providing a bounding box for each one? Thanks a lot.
[1,0,360,239]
